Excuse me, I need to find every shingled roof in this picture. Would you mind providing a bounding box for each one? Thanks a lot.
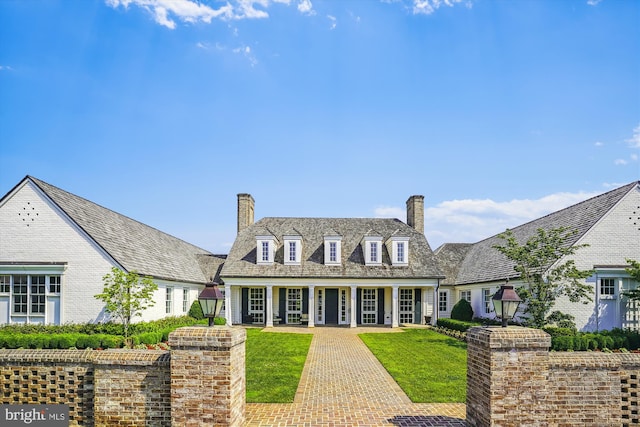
[19,176,221,284]
[452,181,640,285]
[221,217,443,279]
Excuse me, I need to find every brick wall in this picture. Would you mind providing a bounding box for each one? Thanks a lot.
[467,326,640,427]
[0,326,246,427]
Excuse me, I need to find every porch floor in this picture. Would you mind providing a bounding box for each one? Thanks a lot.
[244,326,467,426]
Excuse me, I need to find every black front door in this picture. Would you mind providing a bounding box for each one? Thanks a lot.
[325,288,339,324]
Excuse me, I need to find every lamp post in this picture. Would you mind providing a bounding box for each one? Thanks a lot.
[198,280,225,327]
[492,282,522,328]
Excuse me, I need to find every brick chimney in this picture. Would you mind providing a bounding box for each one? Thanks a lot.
[237,193,255,234]
[406,195,424,234]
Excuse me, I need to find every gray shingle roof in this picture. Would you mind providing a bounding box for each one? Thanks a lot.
[433,243,473,286]
[452,182,640,285]
[25,176,217,284]
[221,217,443,279]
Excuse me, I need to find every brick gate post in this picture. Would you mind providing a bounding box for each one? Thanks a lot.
[466,326,551,427]
[169,326,246,427]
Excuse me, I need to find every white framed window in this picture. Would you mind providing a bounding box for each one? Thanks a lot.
[460,290,471,303]
[389,236,410,266]
[30,275,46,314]
[13,275,28,315]
[183,288,189,312]
[49,276,61,294]
[284,235,302,265]
[363,236,383,265]
[438,291,448,313]
[0,275,10,293]
[483,288,493,314]
[0,267,64,324]
[340,289,347,323]
[601,278,616,297]
[324,235,342,265]
[249,288,264,323]
[400,289,414,324]
[287,288,302,324]
[317,289,323,323]
[256,235,277,264]
[362,288,377,324]
[166,287,174,314]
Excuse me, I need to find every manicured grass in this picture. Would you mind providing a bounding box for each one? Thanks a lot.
[245,328,313,403]
[359,328,467,403]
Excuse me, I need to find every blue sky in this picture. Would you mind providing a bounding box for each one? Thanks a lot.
[1,0,638,254]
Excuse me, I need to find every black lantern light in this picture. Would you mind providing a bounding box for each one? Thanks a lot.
[198,280,224,327]
[492,281,522,328]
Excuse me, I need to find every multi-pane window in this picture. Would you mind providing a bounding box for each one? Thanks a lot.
[438,291,448,312]
[397,242,405,263]
[183,288,189,312]
[370,242,378,263]
[399,288,414,324]
[483,288,492,314]
[289,242,297,262]
[261,241,269,262]
[166,287,173,314]
[287,288,302,324]
[13,275,28,314]
[49,276,61,294]
[460,290,471,303]
[329,242,337,263]
[31,275,46,314]
[0,275,10,293]
[601,278,616,296]
[362,289,377,324]
[340,289,347,323]
[249,288,264,323]
[317,289,323,322]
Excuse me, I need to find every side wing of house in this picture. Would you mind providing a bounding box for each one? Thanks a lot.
[0,180,119,324]
[556,184,640,331]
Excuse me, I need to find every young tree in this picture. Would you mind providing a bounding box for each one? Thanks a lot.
[622,259,640,301]
[493,227,594,329]
[94,267,158,342]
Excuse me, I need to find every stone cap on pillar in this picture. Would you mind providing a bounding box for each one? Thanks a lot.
[466,326,551,350]
[168,326,247,350]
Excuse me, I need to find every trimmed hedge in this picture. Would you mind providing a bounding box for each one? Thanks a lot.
[436,318,480,332]
[545,327,640,352]
[450,299,474,321]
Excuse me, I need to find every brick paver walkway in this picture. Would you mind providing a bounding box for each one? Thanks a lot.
[245,326,467,426]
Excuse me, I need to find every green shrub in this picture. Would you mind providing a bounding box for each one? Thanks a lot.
[137,332,162,345]
[188,301,204,320]
[101,335,124,349]
[75,335,102,349]
[543,327,576,337]
[450,299,474,321]
[436,318,478,332]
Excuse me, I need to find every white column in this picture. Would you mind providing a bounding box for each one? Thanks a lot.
[432,286,439,326]
[224,286,233,326]
[266,285,273,327]
[308,285,315,328]
[422,287,429,325]
[350,285,358,328]
[392,285,399,328]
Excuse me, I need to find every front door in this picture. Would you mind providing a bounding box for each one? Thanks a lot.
[325,288,338,324]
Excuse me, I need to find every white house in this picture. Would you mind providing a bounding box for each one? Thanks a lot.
[220,194,445,327]
[437,181,640,332]
[0,176,225,325]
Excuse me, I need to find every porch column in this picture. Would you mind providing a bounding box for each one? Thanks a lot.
[422,287,429,325]
[391,285,399,328]
[350,285,358,328]
[308,285,315,328]
[265,285,273,327]
[225,286,233,326]
[432,286,439,326]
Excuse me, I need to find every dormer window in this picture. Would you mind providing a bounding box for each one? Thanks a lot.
[284,233,302,265]
[363,235,383,266]
[389,236,410,266]
[324,233,342,265]
[256,234,277,265]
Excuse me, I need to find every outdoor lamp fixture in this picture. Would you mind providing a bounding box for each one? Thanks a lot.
[492,282,522,328]
[198,280,224,327]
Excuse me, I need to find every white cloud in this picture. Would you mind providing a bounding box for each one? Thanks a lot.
[412,0,469,15]
[627,124,640,148]
[106,0,233,28]
[615,159,628,165]
[0,65,13,71]
[587,0,603,5]
[297,0,315,16]
[594,141,604,147]
[376,190,601,249]
[327,15,337,30]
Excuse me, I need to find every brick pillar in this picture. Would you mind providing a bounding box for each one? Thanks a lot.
[169,326,246,427]
[466,326,551,427]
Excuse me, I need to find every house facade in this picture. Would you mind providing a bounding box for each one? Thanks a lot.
[0,176,224,325]
[220,194,445,327]
[437,181,640,332]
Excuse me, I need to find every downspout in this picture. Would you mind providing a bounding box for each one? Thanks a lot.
[595,271,599,333]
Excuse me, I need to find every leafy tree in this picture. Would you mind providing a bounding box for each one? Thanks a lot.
[622,259,640,301]
[94,267,158,343]
[493,227,594,329]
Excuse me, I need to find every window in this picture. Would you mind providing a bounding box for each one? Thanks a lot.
[389,237,410,266]
[329,242,337,262]
[340,289,347,323]
[399,289,414,324]
[460,290,471,303]
[256,235,277,264]
[249,288,264,323]
[289,241,297,262]
[287,288,302,324]
[13,275,28,314]
[166,287,174,314]
[324,235,342,265]
[370,242,378,262]
[363,236,383,265]
[483,288,492,314]
[317,289,323,322]
[601,278,616,296]
[397,242,405,263]
[30,276,46,314]
[261,241,269,262]
[0,275,10,293]
[284,235,302,265]
[362,289,377,324]
[439,291,448,312]
[183,288,189,312]
[49,276,61,294]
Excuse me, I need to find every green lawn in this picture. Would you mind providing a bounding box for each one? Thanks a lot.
[359,328,467,403]
[245,328,313,403]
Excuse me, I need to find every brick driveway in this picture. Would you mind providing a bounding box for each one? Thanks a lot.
[244,326,467,426]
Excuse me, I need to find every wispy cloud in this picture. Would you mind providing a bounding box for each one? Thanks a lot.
[587,0,603,6]
[0,65,13,71]
[412,0,471,15]
[615,158,629,165]
[106,0,316,28]
[375,190,601,248]
[594,141,604,147]
[327,15,337,30]
[627,124,640,149]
